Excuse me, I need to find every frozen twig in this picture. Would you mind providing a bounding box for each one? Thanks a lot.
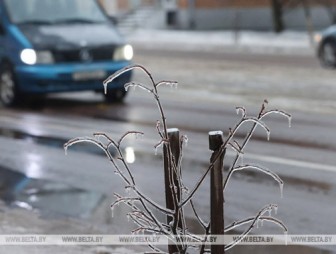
[103,64,156,94]
[117,131,144,147]
[224,216,287,233]
[225,204,287,251]
[190,200,207,229]
[225,164,284,196]
[156,80,178,89]
[124,82,153,94]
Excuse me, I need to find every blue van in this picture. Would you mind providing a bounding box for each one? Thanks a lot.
[0,0,133,106]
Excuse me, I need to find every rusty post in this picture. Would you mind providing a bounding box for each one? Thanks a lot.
[163,128,181,253]
[209,131,225,254]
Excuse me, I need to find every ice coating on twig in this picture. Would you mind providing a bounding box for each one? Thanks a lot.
[118,131,145,146]
[181,135,188,147]
[225,204,287,251]
[124,82,153,93]
[154,139,169,155]
[261,109,292,128]
[229,164,284,196]
[156,80,178,89]
[236,106,246,117]
[224,216,287,233]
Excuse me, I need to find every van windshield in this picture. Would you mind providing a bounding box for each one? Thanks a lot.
[4,0,107,25]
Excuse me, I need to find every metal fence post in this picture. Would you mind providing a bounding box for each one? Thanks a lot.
[163,128,181,253]
[209,131,225,254]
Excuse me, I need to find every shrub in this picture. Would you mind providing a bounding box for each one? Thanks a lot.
[64,64,291,253]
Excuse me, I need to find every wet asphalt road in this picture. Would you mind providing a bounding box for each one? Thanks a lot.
[1,48,336,253]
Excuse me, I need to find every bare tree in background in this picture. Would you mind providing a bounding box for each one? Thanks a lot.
[271,0,285,32]
[317,0,336,24]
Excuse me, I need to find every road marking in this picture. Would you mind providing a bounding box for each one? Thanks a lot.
[230,151,336,173]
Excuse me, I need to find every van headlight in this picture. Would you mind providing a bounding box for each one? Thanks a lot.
[113,44,133,61]
[20,49,54,65]
[314,33,322,44]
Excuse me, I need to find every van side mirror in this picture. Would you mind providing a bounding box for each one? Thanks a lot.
[108,16,118,25]
[0,23,5,35]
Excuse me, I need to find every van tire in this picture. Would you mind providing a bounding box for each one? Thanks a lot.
[0,63,21,107]
[319,40,336,68]
[104,88,127,103]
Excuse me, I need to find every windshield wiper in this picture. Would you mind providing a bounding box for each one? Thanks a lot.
[53,18,102,24]
[17,20,54,25]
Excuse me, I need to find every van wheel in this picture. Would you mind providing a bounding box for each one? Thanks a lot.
[319,40,336,68]
[0,64,21,107]
[104,88,127,103]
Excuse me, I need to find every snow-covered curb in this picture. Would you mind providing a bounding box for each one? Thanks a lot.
[0,202,138,254]
[127,29,316,55]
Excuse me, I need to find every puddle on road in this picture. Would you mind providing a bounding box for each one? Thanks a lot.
[0,125,332,194]
[0,166,103,218]
[0,167,332,254]
[0,126,334,253]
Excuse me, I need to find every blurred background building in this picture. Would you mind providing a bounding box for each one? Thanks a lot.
[99,0,334,31]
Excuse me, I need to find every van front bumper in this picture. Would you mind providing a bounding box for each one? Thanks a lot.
[15,61,131,93]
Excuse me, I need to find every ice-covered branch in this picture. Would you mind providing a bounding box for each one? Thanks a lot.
[190,200,207,229]
[225,216,287,233]
[228,141,244,154]
[236,106,246,118]
[124,82,154,94]
[156,80,178,89]
[224,103,291,192]
[225,204,285,251]
[226,164,284,197]
[103,64,156,93]
[261,109,292,128]
[111,197,140,209]
[146,243,167,254]
[66,65,292,253]
[117,131,144,147]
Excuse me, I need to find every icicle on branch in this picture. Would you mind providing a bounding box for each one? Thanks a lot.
[124,82,153,94]
[156,80,178,89]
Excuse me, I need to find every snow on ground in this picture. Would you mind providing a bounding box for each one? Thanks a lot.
[127,29,315,55]
[0,201,141,254]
